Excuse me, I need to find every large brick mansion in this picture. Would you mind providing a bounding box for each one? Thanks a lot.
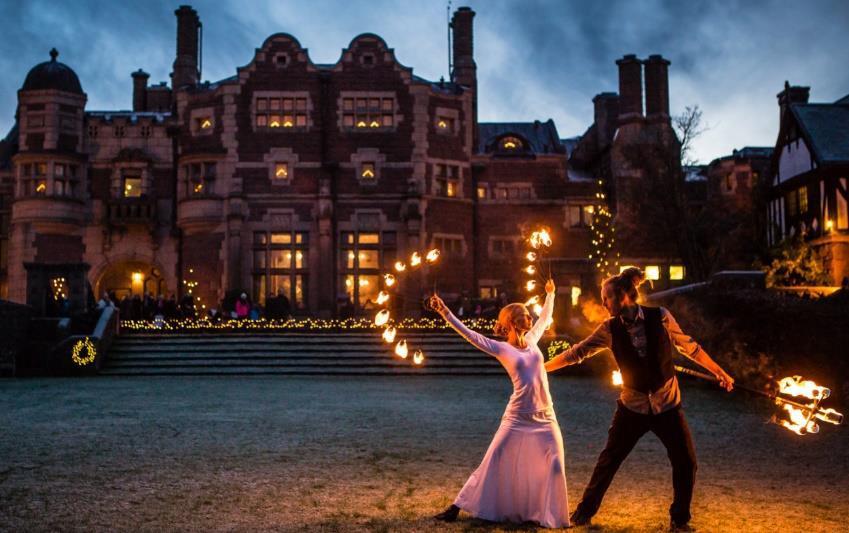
[0,5,686,317]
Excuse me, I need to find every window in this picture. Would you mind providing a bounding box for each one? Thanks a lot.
[274,53,289,67]
[569,205,594,227]
[255,97,308,129]
[27,114,45,128]
[114,126,125,138]
[274,163,290,182]
[342,96,394,130]
[253,230,308,309]
[53,163,78,198]
[436,116,455,133]
[645,265,660,281]
[434,236,464,257]
[571,287,582,307]
[340,230,396,311]
[361,162,376,182]
[140,125,151,138]
[88,125,98,138]
[477,186,487,199]
[183,162,217,196]
[499,136,523,151]
[786,190,798,217]
[490,238,517,258]
[435,164,460,197]
[494,185,532,201]
[725,174,733,192]
[798,186,808,213]
[479,286,500,299]
[838,178,848,230]
[361,53,375,66]
[122,170,142,198]
[670,265,685,281]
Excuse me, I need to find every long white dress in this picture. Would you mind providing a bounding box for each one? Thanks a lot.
[444,292,570,528]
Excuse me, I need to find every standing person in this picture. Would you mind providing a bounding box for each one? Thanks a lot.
[429,280,570,529]
[545,267,734,531]
[277,289,291,319]
[235,293,250,319]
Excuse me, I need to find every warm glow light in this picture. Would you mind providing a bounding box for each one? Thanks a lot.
[612,370,623,386]
[645,266,660,281]
[571,286,581,307]
[370,120,380,128]
[194,183,204,193]
[669,265,685,281]
[359,278,370,287]
[374,309,390,326]
[412,350,425,365]
[532,304,543,316]
[526,252,537,262]
[395,340,408,358]
[200,118,212,129]
[778,376,830,400]
[825,219,834,231]
[781,404,819,435]
[394,261,406,272]
[524,295,540,306]
[357,120,367,128]
[270,120,281,128]
[425,249,441,263]
[384,274,396,287]
[283,120,293,128]
[538,229,552,247]
[131,272,143,283]
[376,291,390,305]
[525,265,536,275]
[503,141,517,149]
[275,165,288,178]
[525,280,537,292]
[382,326,397,343]
[410,252,422,267]
[362,168,375,178]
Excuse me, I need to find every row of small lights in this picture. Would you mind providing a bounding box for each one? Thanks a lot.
[589,179,620,278]
[121,316,495,332]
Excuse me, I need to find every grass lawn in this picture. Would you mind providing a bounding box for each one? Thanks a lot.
[1,376,847,532]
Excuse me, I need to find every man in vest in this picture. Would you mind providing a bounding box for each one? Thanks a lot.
[545,267,734,532]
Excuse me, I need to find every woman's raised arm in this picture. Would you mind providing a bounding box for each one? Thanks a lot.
[429,295,504,358]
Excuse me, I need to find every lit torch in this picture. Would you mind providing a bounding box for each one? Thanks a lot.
[395,339,408,359]
[374,309,390,327]
[612,370,623,386]
[382,326,397,343]
[394,261,407,272]
[376,291,390,305]
[410,252,422,267]
[412,350,425,365]
[425,249,440,263]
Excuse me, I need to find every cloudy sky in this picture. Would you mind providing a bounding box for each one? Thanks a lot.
[1,0,847,163]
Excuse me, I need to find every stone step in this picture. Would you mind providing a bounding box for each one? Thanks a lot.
[97,367,506,376]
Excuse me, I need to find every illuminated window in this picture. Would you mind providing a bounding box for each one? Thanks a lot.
[436,116,455,133]
[499,136,523,151]
[477,186,487,199]
[253,230,309,309]
[571,287,582,307]
[645,265,660,280]
[798,186,808,213]
[669,265,685,281]
[35,180,47,195]
[361,162,376,181]
[255,97,308,129]
[569,205,594,227]
[435,164,460,198]
[342,96,394,130]
[434,236,464,257]
[123,173,142,198]
[196,117,213,131]
[274,163,289,180]
[340,230,395,311]
[184,162,217,196]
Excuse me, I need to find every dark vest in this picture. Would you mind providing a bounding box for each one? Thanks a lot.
[608,306,675,393]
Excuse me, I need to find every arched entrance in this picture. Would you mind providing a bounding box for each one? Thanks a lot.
[94,260,167,300]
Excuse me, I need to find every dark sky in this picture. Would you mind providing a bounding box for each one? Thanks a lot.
[2,0,848,163]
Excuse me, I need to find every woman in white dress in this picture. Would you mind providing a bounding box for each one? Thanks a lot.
[430,280,570,528]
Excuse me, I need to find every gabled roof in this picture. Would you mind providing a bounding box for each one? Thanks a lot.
[790,103,849,165]
[835,93,849,105]
[478,120,565,155]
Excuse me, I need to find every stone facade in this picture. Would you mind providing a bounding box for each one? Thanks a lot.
[0,5,686,316]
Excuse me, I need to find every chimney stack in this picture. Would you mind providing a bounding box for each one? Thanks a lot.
[644,55,670,122]
[777,81,810,120]
[593,92,619,149]
[616,54,643,124]
[451,7,477,148]
[132,69,149,112]
[171,5,201,89]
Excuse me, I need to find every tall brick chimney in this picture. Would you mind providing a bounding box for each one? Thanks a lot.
[171,5,201,89]
[451,7,477,147]
[616,54,643,124]
[644,55,670,122]
[777,81,810,121]
[132,69,149,112]
[593,92,619,149]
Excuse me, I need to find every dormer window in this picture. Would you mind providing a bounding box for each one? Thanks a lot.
[361,53,375,67]
[341,95,395,130]
[255,96,308,129]
[274,53,290,68]
[500,136,523,151]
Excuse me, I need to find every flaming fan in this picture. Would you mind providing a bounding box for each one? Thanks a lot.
[373,248,441,367]
[524,228,553,326]
[669,366,843,436]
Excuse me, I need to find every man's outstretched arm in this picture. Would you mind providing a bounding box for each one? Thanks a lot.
[662,308,735,391]
[545,322,611,373]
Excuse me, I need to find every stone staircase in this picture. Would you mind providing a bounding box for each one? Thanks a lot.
[99,332,505,376]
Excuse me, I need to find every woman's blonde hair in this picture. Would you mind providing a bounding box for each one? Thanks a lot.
[493,303,528,337]
[602,266,648,303]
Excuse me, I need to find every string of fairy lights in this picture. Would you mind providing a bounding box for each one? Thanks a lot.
[121,316,496,332]
[71,337,96,366]
[588,178,620,277]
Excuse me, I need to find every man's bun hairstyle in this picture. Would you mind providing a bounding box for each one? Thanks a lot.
[602,266,648,302]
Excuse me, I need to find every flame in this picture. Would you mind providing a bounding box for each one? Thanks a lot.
[526,252,537,262]
[529,232,542,249]
[780,404,819,435]
[612,370,623,386]
[778,376,830,400]
[814,407,844,425]
[426,249,441,263]
[410,252,422,267]
[384,274,396,287]
[532,303,543,316]
[524,295,540,306]
[525,280,537,292]
[374,309,390,327]
[382,326,397,343]
[538,229,552,247]
[525,265,536,275]
[395,340,408,358]
[394,261,406,272]
[376,291,390,305]
[412,350,425,365]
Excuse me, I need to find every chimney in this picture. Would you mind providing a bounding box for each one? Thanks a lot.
[644,54,670,122]
[132,69,149,112]
[616,54,643,124]
[451,7,477,148]
[777,81,810,120]
[593,92,619,148]
[171,5,201,89]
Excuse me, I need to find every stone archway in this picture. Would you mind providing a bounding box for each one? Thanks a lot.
[94,260,167,300]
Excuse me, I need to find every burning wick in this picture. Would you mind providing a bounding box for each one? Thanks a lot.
[410,252,422,267]
[382,326,397,343]
[526,280,537,292]
[538,229,552,247]
[374,310,390,327]
[778,376,830,400]
[425,249,440,263]
[525,265,536,275]
[412,350,425,365]
[394,261,407,272]
[384,274,396,287]
[526,252,537,262]
[395,340,408,358]
[532,303,543,316]
[376,291,390,305]
[612,370,623,386]
[525,295,540,306]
